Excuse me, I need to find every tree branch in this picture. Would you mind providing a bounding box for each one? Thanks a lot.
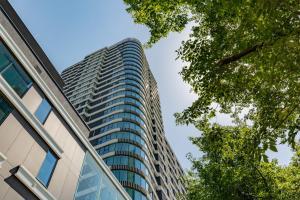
[217,42,264,66]
[274,104,298,130]
[253,164,273,200]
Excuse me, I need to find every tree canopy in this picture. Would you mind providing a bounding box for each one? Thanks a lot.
[123,0,300,199]
[183,123,300,199]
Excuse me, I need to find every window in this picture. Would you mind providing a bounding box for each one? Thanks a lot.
[0,42,32,97]
[127,171,134,182]
[0,94,12,125]
[125,188,147,200]
[37,150,57,187]
[35,99,51,124]
[112,170,148,191]
[74,153,126,200]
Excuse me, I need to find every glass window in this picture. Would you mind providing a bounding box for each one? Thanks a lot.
[98,142,148,160]
[106,157,113,165]
[125,188,134,198]
[121,157,127,165]
[135,174,141,185]
[77,175,99,192]
[37,150,57,187]
[74,153,126,200]
[35,99,52,124]
[135,191,142,200]
[0,53,11,71]
[0,94,12,125]
[75,192,97,200]
[125,187,147,200]
[120,171,127,181]
[0,43,32,97]
[127,171,134,182]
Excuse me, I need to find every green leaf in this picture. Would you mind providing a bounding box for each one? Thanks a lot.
[270,145,278,152]
[262,154,269,162]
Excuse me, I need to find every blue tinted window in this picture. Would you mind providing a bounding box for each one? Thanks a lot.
[75,192,97,200]
[0,95,12,125]
[77,175,99,192]
[125,188,147,200]
[112,170,148,191]
[0,43,32,97]
[37,150,57,187]
[98,143,148,160]
[35,99,52,124]
[91,121,146,137]
[88,112,146,129]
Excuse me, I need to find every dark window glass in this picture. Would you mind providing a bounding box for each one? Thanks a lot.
[0,95,12,125]
[37,150,57,187]
[35,99,52,124]
[0,43,32,97]
[125,188,134,198]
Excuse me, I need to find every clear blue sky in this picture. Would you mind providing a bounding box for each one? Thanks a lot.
[8,0,200,169]
[9,0,292,169]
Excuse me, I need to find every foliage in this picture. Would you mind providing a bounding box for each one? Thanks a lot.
[122,0,300,199]
[123,0,300,147]
[123,0,189,46]
[183,122,300,199]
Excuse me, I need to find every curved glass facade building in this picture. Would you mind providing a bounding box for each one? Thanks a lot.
[62,38,186,200]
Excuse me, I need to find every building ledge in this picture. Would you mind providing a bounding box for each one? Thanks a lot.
[15,165,56,200]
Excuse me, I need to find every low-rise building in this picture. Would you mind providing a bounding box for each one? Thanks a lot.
[0,1,130,199]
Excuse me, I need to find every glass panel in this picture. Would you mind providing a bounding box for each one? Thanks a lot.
[127,171,134,182]
[0,94,12,125]
[35,99,52,124]
[75,191,97,200]
[120,171,127,181]
[0,43,32,97]
[77,175,100,192]
[37,150,57,187]
[0,54,11,71]
[125,188,147,200]
[74,152,126,200]
[2,66,28,96]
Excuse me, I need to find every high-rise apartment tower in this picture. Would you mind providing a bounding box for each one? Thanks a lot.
[61,38,186,200]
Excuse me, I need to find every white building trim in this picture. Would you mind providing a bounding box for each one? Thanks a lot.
[15,165,56,200]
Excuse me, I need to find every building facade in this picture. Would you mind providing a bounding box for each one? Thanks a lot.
[0,1,131,200]
[62,39,186,200]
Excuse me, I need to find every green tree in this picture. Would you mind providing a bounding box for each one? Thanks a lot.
[123,0,300,199]
[183,122,300,199]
